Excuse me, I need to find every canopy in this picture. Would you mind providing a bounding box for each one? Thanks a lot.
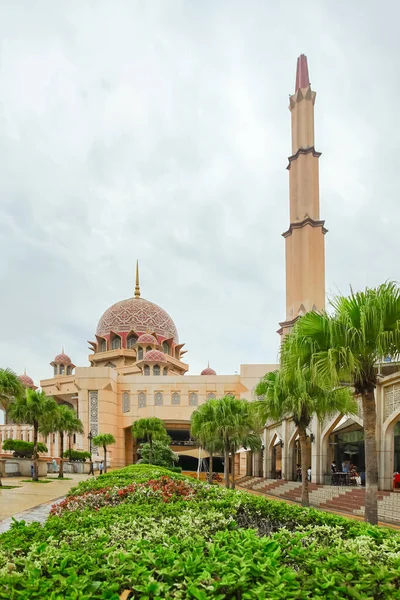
[176,448,210,459]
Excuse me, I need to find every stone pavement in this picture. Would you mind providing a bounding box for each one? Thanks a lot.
[0,473,88,529]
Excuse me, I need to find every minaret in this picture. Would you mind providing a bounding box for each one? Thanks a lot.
[278,54,327,337]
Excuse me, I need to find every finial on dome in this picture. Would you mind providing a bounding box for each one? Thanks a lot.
[295,54,310,92]
[135,260,141,298]
[24,367,26,375]
[62,346,64,353]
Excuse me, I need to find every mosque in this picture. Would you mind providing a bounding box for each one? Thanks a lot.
[1,55,400,489]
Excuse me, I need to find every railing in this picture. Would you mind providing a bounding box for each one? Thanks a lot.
[169,440,196,447]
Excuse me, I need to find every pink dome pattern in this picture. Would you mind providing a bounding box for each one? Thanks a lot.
[96,297,179,343]
[53,353,72,365]
[201,366,217,376]
[143,350,167,363]
[19,374,37,389]
[137,333,158,345]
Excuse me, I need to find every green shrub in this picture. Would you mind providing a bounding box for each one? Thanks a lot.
[2,439,48,458]
[1,465,400,599]
[62,450,90,462]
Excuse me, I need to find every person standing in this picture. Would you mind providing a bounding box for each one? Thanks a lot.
[307,466,312,482]
[99,461,103,475]
[52,457,57,473]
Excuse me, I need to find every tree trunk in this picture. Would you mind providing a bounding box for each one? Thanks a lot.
[208,453,213,483]
[104,445,107,473]
[59,432,64,479]
[231,450,236,490]
[224,449,230,488]
[33,421,39,481]
[299,425,309,507]
[362,390,379,525]
[149,435,153,465]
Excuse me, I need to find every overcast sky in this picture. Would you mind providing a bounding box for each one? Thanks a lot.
[0,1,399,390]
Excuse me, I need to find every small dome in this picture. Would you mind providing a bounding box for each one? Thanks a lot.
[201,366,217,376]
[53,352,72,365]
[19,373,37,390]
[143,349,167,363]
[137,333,158,345]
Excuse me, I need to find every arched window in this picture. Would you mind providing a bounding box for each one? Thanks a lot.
[143,365,150,376]
[20,433,23,441]
[155,392,163,406]
[122,392,130,413]
[146,346,152,353]
[162,341,169,355]
[66,366,71,376]
[226,392,235,398]
[153,364,160,376]
[189,393,198,406]
[163,367,168,376]
[27,433,30,442]
[100,340,107,352]
[112,336,121,350]
[53,365,58,376]
[73,434,76,444]
[138,392,146,408]
[59,364,65,375]
[127,335,137,349]
[138,347,144,360]
[207,393,216,400]
[172,392,180,405]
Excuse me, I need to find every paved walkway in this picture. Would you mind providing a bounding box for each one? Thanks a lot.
[0,473,87,524]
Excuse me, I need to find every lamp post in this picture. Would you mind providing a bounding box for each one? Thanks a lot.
[88,431,94,475]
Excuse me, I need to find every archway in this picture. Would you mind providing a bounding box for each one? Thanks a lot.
[382,407,400,490]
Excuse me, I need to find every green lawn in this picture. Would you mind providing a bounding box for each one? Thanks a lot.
[20,479,52,484]
[1,465,400,599]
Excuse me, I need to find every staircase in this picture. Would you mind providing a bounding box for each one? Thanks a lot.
[236,476,399,524]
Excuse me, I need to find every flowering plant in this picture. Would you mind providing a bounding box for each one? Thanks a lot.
[50,476,201,516]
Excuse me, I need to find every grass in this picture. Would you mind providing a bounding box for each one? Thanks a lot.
[47,476,73,480]
[0,485,21,489]
[20,478,52,484]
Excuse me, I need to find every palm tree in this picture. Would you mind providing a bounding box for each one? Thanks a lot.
[284,282,400,523]
[0,368,24,486]
[132,418,168,465]
[254,366,356,507]
[212,396,263,489]
[191,401,223,482]
[8,388,58,481]
[92,433,116,473]
[40,405,84,478]
[0,368,24,415]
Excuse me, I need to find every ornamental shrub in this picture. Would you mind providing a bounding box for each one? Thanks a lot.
[2,439,48,458]
[62,450,90,462]
[1,465,400,599]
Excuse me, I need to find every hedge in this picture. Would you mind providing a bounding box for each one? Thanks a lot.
[0,465,399,599]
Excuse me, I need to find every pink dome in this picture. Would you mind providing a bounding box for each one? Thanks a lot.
[201,366,217,376]
[137,333,157,345]
[19,373,37,389]
[96,297,179,343]
[53,353,72,365]
[143,350,167,363]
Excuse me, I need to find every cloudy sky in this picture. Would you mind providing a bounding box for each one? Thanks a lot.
[0,0,399,389]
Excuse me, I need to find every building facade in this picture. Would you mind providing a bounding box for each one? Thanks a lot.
[1,55,400,489]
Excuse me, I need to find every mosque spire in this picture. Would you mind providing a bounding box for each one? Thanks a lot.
[135,260,141,298]
[295,53,310,91]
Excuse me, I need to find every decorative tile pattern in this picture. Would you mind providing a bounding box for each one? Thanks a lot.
[155,392,163,406]
[89,391,98,454]
[189,393,198,406]
[96,297,179,343]
[385,384,400,420]
[172,392,180,405]
[122,392,130,413]
[138,392,146,408]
